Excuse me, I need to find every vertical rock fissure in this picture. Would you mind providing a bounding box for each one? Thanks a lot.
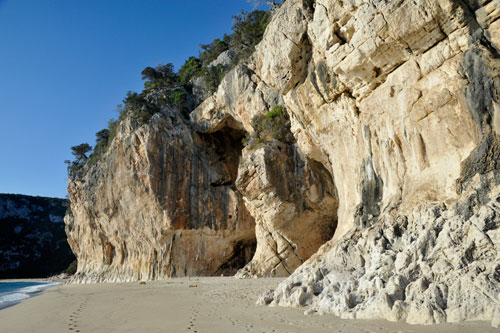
[196,125,257,273]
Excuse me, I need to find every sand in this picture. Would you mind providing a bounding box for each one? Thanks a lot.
[0,277,496,333]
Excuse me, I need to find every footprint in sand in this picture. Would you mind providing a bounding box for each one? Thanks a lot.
[68,297,88,333]
[187,304,200,332]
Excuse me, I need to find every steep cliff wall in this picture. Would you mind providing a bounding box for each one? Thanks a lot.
[67,0,500,326]
[0,194,74,278]
[222,0,500,327]
[66,110,256,282]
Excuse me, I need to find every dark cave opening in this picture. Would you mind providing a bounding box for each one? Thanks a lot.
[196,124,257,274]
[197,126,247,187]
[215,239,257,276]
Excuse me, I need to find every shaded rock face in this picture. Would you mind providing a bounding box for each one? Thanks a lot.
[0,194,74,278]
[235,143,338,277]
[191,64,339,277]
[66,111,256,282]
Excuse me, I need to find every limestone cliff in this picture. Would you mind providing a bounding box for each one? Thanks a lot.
[234,0,499,327]
[67,0,500,326]
[66,111,255,282]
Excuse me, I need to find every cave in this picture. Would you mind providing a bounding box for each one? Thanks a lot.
[195,124,257,274]
[196,126,247,188]
[215,239,257,276]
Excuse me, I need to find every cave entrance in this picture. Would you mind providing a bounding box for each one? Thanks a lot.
[215,239,257,276]
[196,124,257,275]
[197,126,246,187]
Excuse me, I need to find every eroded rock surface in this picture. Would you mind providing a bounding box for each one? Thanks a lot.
[259,175,500,326]
[234,143,338,277]
[67,0,500,326]
[243,0,500,327]
[66,110,255,282]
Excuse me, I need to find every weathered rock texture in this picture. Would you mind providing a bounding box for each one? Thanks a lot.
[67,0,500,326]
[66,110,256,282]
[0,194,74,278]
[234,0,500,327]
[191,65,339,277]
[234,143,338,277]
[259,177,500,326]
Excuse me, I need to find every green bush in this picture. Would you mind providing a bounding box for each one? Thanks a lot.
[205,64,227,94]
[178,57,203,86]
[141,63,178,90]
[107,118,119,144]
[121,91,160,126]
[265,105,284,119]
[199,37,230,67]
[244,105,293,149]
[169,89,187,107]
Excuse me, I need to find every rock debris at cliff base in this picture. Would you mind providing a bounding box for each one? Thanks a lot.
[259,175,500,326]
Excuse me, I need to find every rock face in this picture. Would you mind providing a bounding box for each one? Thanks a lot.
[259,177,500,326]
[237,0,500,327]
[67,0,500,326]
[0,194,74,278]
[66,110,256,282]
[191,64,339,277]
[234,143,338,277]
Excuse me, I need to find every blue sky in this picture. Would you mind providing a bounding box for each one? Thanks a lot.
[0,0,265,198]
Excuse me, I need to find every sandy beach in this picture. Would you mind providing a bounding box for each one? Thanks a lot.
[0,277,496,333]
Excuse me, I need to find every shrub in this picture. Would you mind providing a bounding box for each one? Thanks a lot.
[121,91,160,126]
[178,57,202,86]
[244,105,293,149]
[199,37,230,67]
[205,64,227,94]
[230,10,271,63]
[169,89,187,107]
[107,118,119,144]
[141,63,178,90]
[265,105,285,119]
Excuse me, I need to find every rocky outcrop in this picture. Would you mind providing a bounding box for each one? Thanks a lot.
[66,110,256,282]
[0,194,74,278]
[259,175,500,326]
[67,0,500,326]
[234,143,338,277]
[191,64,339,277]
[233,0,500,327]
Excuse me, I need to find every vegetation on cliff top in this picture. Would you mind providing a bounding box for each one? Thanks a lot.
[66,6,278,179]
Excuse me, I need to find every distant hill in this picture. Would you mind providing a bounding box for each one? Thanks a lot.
[0,193,75,278]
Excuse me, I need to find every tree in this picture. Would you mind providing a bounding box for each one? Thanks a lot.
[95,129,109,146]
[178,57,202,85]
[70,143,92,162]
[141,63,178,90]
[93,129,110,156]
[122,91,144,110]
[205,64,227,94]
[199,37,230,67]
[230,10,271,61]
